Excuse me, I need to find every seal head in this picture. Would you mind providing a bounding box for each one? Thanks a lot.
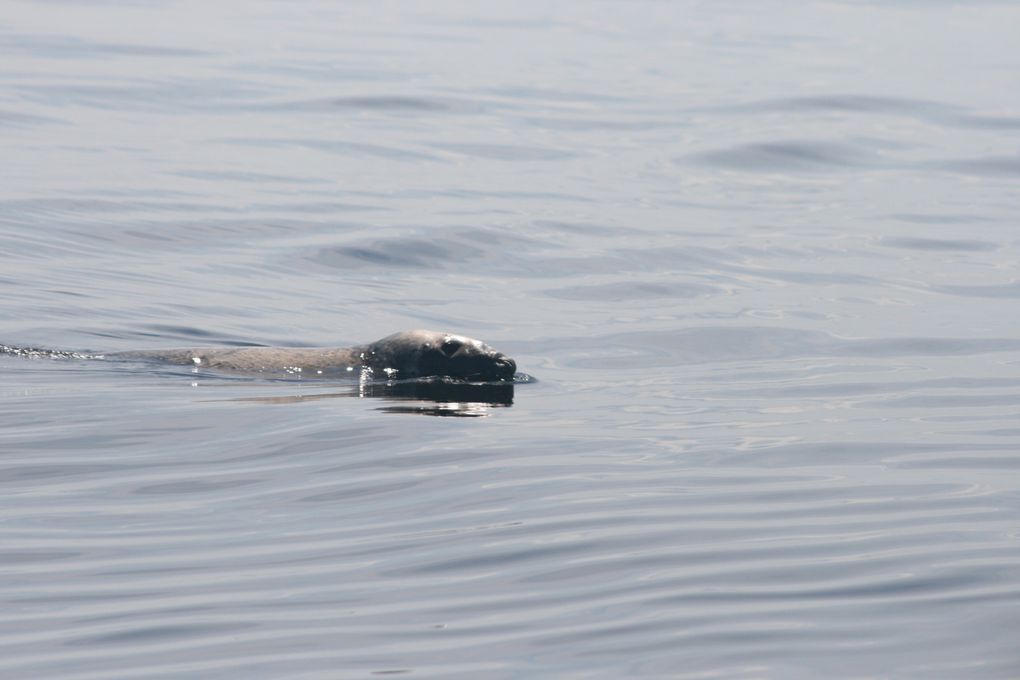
[363,330,516,381]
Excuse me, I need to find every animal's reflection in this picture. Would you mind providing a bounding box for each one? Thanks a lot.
[212,377,520,417]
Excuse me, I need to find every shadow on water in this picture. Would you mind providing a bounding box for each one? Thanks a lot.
[214,375,534,418]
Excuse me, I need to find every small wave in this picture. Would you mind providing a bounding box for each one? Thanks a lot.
[935,156,1020,177]
[689,139,879,172]
[432,142,578,162]
[880,237,998,252]
[708,94,1020,130]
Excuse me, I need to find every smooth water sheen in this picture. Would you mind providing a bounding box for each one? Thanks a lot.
[2,1,1020,678]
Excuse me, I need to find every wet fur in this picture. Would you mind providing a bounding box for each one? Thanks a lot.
[107,330,516,380]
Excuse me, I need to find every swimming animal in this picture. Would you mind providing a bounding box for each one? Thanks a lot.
[98,330,516,381]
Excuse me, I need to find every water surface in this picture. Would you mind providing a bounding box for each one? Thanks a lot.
[2,1,1019,678]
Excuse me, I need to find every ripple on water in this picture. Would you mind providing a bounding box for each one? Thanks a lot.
[688,139,884,173]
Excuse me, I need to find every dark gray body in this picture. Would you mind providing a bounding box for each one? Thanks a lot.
[107,330,516,381]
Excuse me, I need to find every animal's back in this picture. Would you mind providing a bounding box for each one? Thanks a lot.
[108,346,363,374]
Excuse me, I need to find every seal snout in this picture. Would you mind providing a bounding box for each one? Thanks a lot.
[493,354,516,379]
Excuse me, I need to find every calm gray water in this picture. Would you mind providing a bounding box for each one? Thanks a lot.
[2,1,1020,677]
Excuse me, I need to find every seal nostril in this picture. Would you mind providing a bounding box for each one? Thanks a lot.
[495,356,516,377]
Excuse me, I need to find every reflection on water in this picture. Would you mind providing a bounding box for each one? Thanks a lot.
[217,376,519,417]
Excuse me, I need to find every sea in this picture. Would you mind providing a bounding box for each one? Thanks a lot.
[2,1,1019,678]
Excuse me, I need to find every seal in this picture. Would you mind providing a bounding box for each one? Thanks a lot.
[105,330,517,381]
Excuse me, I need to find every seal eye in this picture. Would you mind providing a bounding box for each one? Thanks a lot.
[440,338,462,358]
